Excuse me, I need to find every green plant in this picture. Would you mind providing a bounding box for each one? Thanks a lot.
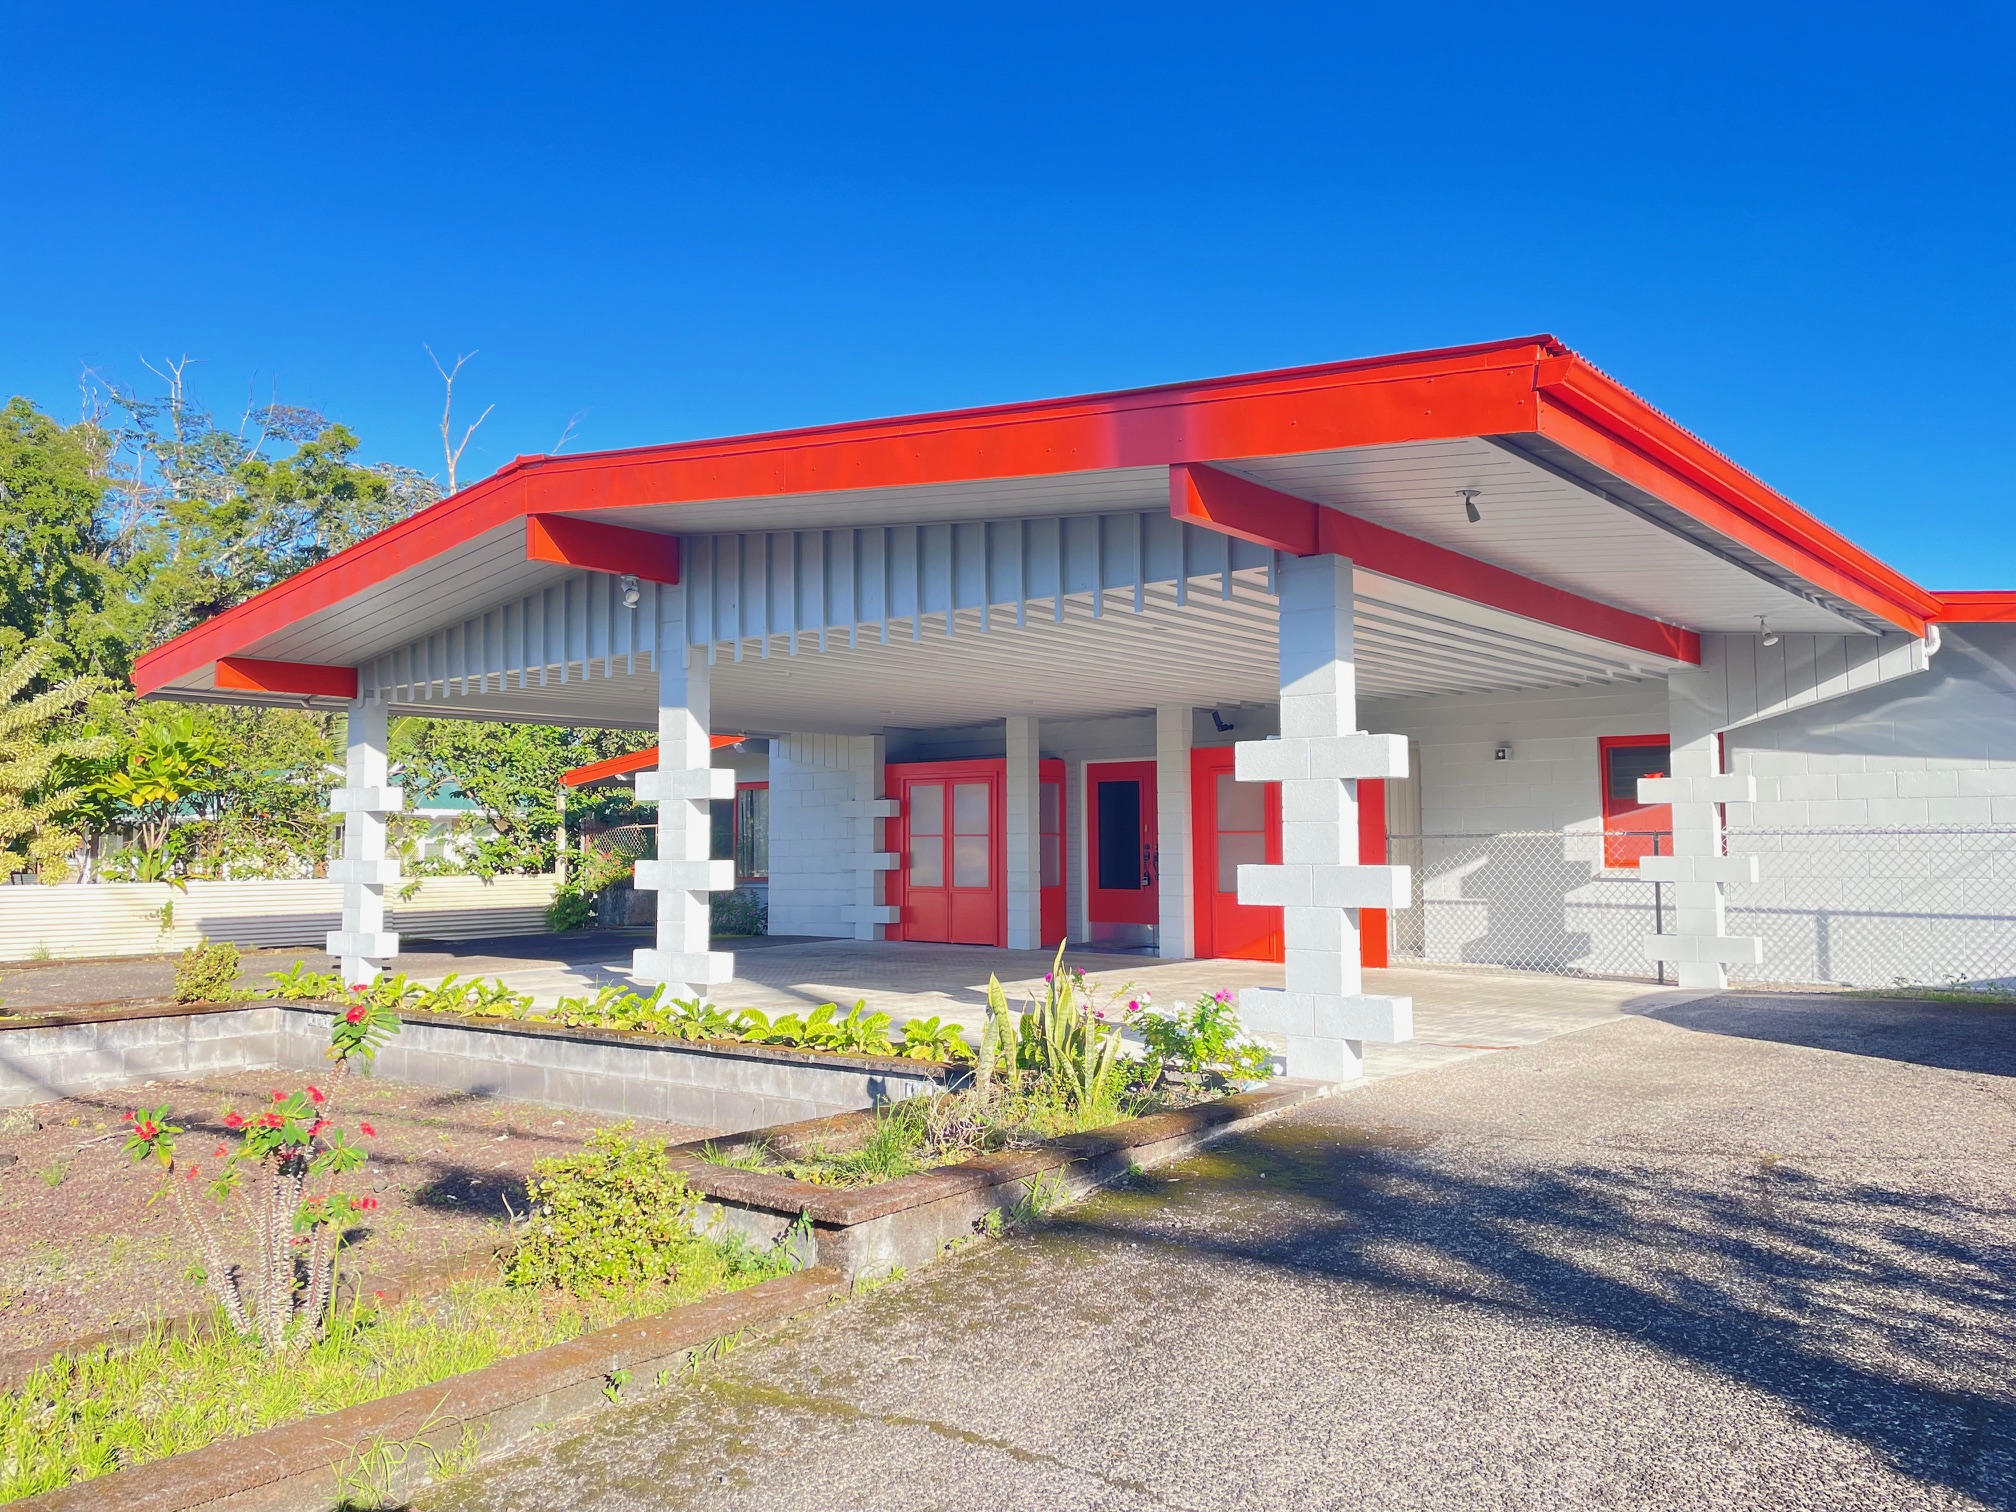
[35,1157,69,1189]
[172,939,245,1003]
[709,887,767,937]
[737,1000,896,1056]
[1135,988,1276,1087]
[899,1015,974,1062]
[508,1124,705,1294]
[87,711,226,860]
[601,1368,632,1403]
[545,888,597,932]
[1012,942,1127,1113]
[0,643,112,883]
[261,961,343,1001]
[976,973,1018,1099]
[546,844,634,930]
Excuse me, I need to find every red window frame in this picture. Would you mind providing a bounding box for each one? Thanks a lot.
[734,781,768,882]
[1597,734,1671,869]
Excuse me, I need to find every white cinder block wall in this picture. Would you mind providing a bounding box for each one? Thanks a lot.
[767,734,869,938]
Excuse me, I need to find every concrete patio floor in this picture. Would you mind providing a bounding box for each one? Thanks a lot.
[423,989,2016,1512]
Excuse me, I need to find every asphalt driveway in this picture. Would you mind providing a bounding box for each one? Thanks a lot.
[425,991,2016,1511]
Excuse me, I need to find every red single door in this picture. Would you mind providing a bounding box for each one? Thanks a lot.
[1086,760,1158,946]
[1190,748,1390,966]
[1598,735,1673,868]
[891,762,1004,946]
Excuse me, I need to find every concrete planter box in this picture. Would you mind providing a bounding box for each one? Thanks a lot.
[671,1077,1332,1279]
[0,1003,950,1132]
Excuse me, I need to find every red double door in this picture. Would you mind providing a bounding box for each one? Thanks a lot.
[888,759,1064,947]
[1190,747,1389,967]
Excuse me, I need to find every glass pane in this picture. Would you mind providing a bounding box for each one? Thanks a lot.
[910,836,944,888]
[737,787,768,878]
[1216,773,1265,833]
[1218,832,1266,893]
[953,782,990,835]
[1606,744,1670,804]
[910,784,945,836]
[1040,781,1061,835]
[1096,780,1142,891]
[710,799,735,862]
[954,834,990,888]
[1040,833,1061,888]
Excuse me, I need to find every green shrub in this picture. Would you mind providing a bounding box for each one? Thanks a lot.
[545,886,597,932]
[171,939,244,1003]
[1135,989,1275,1086]
[259,961,343,1001]
[710,888,767,937]
[508,1125,703,1294]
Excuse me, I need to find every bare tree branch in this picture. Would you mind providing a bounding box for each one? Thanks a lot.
[552,409,588,454]
[426,344,494,493]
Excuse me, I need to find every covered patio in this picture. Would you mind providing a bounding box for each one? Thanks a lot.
[130,337,1945,1081]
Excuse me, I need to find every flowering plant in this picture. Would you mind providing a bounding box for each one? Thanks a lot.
[1134,989,1275,1088]
[120,1005,399,1353]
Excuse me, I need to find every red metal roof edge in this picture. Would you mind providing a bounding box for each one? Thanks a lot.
[560,737,744,787]
[133,335,1942,693]
[1934,592,2016,624]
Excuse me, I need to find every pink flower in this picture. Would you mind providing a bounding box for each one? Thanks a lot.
[1093,1010,1106,1021]
[1126,999,1140,1013]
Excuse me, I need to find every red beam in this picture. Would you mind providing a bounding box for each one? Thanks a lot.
[1172,463,1701,665]
[1936,591,2016,623]
[526,514,681,583]
[560,737,746,787]
[213,656,358,700]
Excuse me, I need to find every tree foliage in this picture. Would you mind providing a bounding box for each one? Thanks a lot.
[0,645,113,881]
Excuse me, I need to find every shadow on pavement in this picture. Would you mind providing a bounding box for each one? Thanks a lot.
[1627,992,2016,1077]
[1051,1112,2016,1509]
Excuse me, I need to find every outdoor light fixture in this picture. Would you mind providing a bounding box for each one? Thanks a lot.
[620,575,641,609]
[1458,488,1482,523]
[1758,615,1780,647]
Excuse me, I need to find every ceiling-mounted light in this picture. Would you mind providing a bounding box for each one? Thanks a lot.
[620,574,642,609]
[1458,488,1482,524]
[1757,615,1780,647]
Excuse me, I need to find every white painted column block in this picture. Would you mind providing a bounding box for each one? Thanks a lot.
[327,696,402,987]
[842,735,898,939]
[1235,555,1411,1081]
[1155,705,1195,959]
[1004,716,1042,949]
[632,586,733,996]
[1644,665,1764,989]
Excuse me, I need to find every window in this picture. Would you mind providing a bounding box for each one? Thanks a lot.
[1598,735,1671,868]
[709,783,769,881]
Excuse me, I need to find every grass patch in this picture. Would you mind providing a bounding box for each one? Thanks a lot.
[0,1230,793,1503]
[1848,987,2016,1006]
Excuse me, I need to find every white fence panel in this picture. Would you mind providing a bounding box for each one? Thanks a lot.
[0,876,558,962]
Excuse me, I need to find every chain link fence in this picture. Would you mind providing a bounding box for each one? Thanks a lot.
[1386,826,2016,993]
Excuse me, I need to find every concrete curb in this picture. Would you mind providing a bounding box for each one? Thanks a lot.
[11,1265,845,1512]
[675,1077,1334,1278]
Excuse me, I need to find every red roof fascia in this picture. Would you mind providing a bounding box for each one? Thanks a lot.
[560,737,744,788]
[1934,592,2016,623]
[213,656,359,700]
[1170,463,1700,664]
[133,335,1938,694]
[1533,357,1940,636]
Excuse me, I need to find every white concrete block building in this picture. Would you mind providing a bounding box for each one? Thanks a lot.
[135,338,2016,1080]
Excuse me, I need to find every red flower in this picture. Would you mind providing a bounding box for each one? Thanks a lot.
[183,1163,200,1180]
[359,1196,379,1211]
[135,1121,157,1140]
[223,1112,245,1130]
[358,1122,376,1137]
[122,1111,135,1123]
[258,1112,284,1130]
[307,1086,325,1106]
[271,1090,286,1102]
[308,1120,328,1137]
[213,1144,227,1157]
[344,1005,368,1024]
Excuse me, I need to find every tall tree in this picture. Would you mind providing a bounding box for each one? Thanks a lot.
[0,397,116,673]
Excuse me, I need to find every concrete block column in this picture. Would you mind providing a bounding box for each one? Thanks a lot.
[1004,716,1042,949]
[1637,681,1763,985]
[326,695,403,989]
[1155,705,1195,960]
[842,735,899,941]
[1235,555,1412,1081]
[633,586,734,999]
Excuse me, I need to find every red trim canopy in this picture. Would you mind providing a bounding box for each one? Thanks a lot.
[561,738,745,788]
[133,335,1952,700]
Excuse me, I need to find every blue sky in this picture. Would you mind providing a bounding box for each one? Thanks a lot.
[3,4,2011,588]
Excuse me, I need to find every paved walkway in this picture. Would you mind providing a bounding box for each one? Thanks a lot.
[425,991,2016,1511]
